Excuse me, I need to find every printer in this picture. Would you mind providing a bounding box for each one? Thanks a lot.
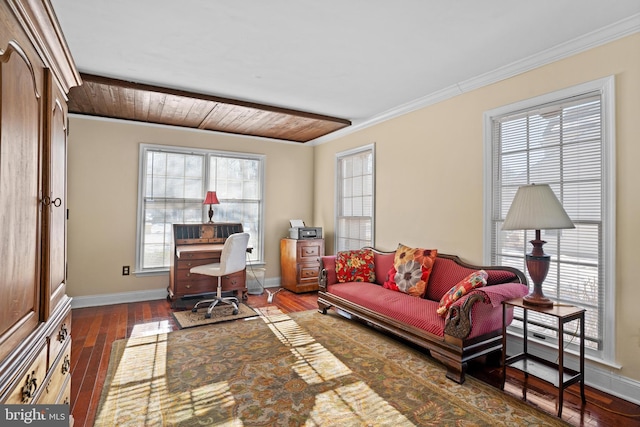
[289,227,323,240]
[288,219,322,239]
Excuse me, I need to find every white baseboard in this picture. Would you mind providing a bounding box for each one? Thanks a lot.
[71,288,168,308]
[70,277,282,309]
[506,334,640,406]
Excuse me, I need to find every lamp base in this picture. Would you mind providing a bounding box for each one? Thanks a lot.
[523,293,554,308]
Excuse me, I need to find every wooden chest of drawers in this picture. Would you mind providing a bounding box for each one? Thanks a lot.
[280,238,325,293]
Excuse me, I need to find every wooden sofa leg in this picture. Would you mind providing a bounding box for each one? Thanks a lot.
[317,300,331,314]
[431,352,467,384]
[445,364,467,384]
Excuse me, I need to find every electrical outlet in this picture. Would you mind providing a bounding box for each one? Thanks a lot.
[122,266,130,276]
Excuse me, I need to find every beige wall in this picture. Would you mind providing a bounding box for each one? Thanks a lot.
[67,118,314,297]
[313,34,640,382]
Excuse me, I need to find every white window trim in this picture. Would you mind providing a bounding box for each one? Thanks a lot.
[334,143,376,253]
[482,76,616,364]
[135,143,266,274]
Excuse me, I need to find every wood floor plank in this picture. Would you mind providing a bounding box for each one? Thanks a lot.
[68,288,640,427]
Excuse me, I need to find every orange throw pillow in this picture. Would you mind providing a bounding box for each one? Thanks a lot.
[383,244,437,298]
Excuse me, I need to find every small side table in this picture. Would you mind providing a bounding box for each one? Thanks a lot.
[502,297,586,417]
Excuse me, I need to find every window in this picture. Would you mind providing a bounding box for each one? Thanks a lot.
[335,144,375,252]
[136,144,265,273]
[484,77,615,362]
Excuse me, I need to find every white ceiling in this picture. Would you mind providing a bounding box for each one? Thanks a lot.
[52,0,640,136]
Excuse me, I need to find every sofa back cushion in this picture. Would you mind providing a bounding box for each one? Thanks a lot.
[485,269,518,285]
[426,257,477,301]
[374,252,395,285]
[426,257,521,301]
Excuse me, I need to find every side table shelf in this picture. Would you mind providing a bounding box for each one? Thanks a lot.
[501,298,586,417]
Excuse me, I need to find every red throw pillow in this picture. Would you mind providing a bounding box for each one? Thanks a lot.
[335,249,376,283]
[383,244,437,298]
[436,270,488,317]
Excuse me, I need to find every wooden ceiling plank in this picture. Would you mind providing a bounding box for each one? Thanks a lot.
[67,73,351,142]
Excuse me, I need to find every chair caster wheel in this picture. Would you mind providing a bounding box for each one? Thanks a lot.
[205,313,212,319]
[233,309,238,315]
[191,308,197,313]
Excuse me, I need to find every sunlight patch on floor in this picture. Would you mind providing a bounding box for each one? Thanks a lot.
[130,320,173,338]
[306,381,414,426]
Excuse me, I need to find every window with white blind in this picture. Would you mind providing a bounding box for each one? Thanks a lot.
[335,144,375,252]
[136,144,265,273]
[483,77,615,362]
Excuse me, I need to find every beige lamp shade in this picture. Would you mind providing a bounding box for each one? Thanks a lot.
[502,184,575,231]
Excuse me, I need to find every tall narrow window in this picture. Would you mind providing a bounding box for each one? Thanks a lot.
[484,77,615,362]
[137,144,265,273]
[336,144,375,251]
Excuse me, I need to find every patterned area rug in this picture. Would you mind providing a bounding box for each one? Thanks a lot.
[95,307,569,426]
[172,303,258,329]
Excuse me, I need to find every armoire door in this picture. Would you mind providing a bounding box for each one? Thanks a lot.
[42,71,68,317]
[0,40,45,364]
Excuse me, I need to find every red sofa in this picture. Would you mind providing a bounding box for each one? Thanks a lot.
[317,247,529,383]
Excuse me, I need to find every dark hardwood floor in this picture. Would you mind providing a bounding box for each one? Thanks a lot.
[70,288,640,427]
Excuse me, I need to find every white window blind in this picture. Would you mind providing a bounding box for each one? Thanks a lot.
[336,144,375,251]
[486,78,615,360]
[137,144,264,273]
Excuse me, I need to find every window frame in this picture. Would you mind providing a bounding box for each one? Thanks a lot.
[135,143,265,274]
[482,76,616,363]
[335,143,376,252]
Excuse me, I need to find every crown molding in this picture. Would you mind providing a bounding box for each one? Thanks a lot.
[309,13,640,146]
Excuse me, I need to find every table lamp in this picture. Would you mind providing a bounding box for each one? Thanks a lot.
[502,183,575,307]
[203,191,220,223]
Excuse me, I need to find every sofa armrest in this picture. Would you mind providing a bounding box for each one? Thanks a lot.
[443,282,529,339]
[468,282,529,308]
[319,255,337,291]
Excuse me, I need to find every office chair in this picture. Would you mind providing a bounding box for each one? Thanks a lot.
[190,232,250,318]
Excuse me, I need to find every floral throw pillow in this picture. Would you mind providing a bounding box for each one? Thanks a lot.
[436,270,488,317]
[383,244,437,298]
[335,249,376,283]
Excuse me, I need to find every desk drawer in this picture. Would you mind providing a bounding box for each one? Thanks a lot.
[179,251,219,261]
[297,241,322,260]
[178,279,216,296]
[298,264,320,283]
[177,258,218,271]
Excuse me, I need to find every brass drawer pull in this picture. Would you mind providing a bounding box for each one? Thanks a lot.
[21,371,38,403]
[61,355,70,375]
[57,323,69,342]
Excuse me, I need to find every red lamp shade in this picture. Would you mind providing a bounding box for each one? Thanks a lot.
[203,191,220,223]
[203,191,220,205]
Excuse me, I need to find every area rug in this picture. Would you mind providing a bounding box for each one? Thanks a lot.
[171,303,258,329]
[95,307,569,426]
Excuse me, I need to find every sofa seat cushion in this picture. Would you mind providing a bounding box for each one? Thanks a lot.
[328,281,445,337]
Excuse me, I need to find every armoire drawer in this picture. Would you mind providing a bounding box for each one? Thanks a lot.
[5,345,48,404]
[37,340,71,405]
[48,312,72,370]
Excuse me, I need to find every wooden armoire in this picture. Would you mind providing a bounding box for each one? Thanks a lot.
[0,0,81,408]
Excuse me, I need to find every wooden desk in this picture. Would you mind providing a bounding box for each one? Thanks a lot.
[168,223,246,302]
[502,298,586,417]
